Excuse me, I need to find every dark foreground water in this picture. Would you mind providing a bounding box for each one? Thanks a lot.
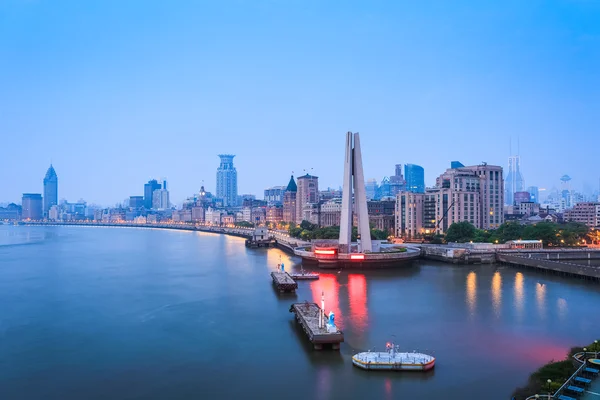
[0,226,599,400]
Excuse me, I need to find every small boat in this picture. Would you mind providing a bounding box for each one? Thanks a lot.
[290,265,319,280]
[352,342,435,371]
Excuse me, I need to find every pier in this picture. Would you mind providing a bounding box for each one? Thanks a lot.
[289,302,344,350]
[270,271,298,293]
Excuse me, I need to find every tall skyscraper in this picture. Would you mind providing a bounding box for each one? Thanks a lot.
[505,155,524,205]
[216,154,238,207]
[283,175,297,223]
[144,179,161,209]
[296,174,318,224]
[43,164,58,216]
[405,164,425,193]
[527,186,539,203]
[152,189,170,210]
[22,193,43,220]
[389,164,406,196]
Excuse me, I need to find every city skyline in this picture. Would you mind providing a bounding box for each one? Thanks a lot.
[1,1,599,205]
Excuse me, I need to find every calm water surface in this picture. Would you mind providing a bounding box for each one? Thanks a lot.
[0,226,599,399]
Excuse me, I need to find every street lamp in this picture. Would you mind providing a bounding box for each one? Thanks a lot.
[535,395,539,399]
[595,340,599,358]
[547,379,552,398]
[584,347,587,361]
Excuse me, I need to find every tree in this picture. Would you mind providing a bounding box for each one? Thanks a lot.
[370,229,389,240]
[445,222,477,243]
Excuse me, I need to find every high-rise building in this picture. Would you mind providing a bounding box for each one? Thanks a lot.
[144,179,161,209]
[505,155,524,205]
[43,164,58,216]
[216,154,238,207]
[22,193,43,220]
[264,186,286,205]
[527,186,539,203]
[389,164,406,196]
[296,174,319,224]
[152,189,170,210]
[365,179,378,200]
[405,164,425,193]
[283,175,297,223]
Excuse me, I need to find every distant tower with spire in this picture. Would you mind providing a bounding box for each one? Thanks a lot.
[505,138,524,206]
[43,164,58,216]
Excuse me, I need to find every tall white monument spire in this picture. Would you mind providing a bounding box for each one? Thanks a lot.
[339,132,372,253]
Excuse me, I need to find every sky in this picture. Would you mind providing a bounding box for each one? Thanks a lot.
[1,0,599,206]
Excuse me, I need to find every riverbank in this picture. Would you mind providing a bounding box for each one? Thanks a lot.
[512,341,599,399]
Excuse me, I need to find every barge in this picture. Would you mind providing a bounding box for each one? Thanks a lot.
[352,343,435,371]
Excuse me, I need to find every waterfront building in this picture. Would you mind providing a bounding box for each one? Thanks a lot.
[251,207,267,225]
[22,193,43,220]
[320,198,342,227]
[264,186,286,205]
[205,207,223,225]
[505,155,524,205]
[405,164,425,193]
[395,163,503,237]
[191,206,205,222]
[301,203,320,226]
[0,203,21,220]
[43,164,58,216]
[152,189,169,210]
[129,196,144,209]
[144,180,161,209]
[48,205,60,221]
[266,205,283,224]
[283,175,297,224]
[216,154,238,207]
[241,207,252,222]
[362,200,395,234]
[172,209,192,223]
[564,202,600,228]
[296,174,319,224]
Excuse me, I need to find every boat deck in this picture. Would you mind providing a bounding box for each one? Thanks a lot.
[354,351,434,365]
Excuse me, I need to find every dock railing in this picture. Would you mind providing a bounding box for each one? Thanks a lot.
[524,352,589,400]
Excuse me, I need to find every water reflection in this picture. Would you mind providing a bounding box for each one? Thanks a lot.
[466,271,477,317]
[491,271,502,318]
[310,274,342,327]
[385,378,392,400]
[557,298,568,321]
[514,272,524,320]
[348,274,368,333]
[536,283,546,320]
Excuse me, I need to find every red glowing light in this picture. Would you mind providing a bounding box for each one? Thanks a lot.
[350,254,365,260]
[315,249,336,255]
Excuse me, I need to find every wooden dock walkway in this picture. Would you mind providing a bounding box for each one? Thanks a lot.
[289,302,344,350]
[271,271,298,293]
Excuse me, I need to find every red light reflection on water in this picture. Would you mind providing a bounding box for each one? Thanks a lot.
[310,274,342,327]
[348,274,368,331]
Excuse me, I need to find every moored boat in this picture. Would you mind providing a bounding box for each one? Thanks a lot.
[290,265,319,280]
[352,343,435,371]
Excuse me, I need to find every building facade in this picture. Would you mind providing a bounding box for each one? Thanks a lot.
[505,155,524,205]
[152,189,169,210]
[296,174,318,224]
[320,198,342,227]
[22,193,43,220]
[564,202,600,228]
[266,205,283,224]
[129,196,144,209]
[43,164,58,216]
[216,154,238,207]
[283,175,297,224]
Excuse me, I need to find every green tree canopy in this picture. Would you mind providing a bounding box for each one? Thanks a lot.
[445,221,477,243]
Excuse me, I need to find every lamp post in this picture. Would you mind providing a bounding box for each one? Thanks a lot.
[595,340,599,358]
[535,395,539,399]
[547,379,552,398]
[584,347,587,361]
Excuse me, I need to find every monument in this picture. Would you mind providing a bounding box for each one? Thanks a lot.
[339,132,372,254]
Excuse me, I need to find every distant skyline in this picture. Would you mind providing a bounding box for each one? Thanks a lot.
[1,1,599,205]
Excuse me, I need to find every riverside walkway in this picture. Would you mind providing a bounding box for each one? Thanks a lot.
[19,221,309,252]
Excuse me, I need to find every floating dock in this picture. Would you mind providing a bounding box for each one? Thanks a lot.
[352,345,435,371]
[271,271,298,293]
[289,302,344,350]
[289,271,319,280]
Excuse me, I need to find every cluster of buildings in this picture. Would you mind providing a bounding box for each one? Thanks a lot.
[4,151,599,237]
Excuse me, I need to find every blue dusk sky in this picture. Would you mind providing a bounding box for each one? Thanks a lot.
[1,0,599,206]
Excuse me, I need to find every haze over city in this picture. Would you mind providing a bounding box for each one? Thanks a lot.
[1,0,599,205]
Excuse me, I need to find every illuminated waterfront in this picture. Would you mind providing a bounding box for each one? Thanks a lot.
[1,225,599,399]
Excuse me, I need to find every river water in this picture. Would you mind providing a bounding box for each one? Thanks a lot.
[0,225,598,399]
